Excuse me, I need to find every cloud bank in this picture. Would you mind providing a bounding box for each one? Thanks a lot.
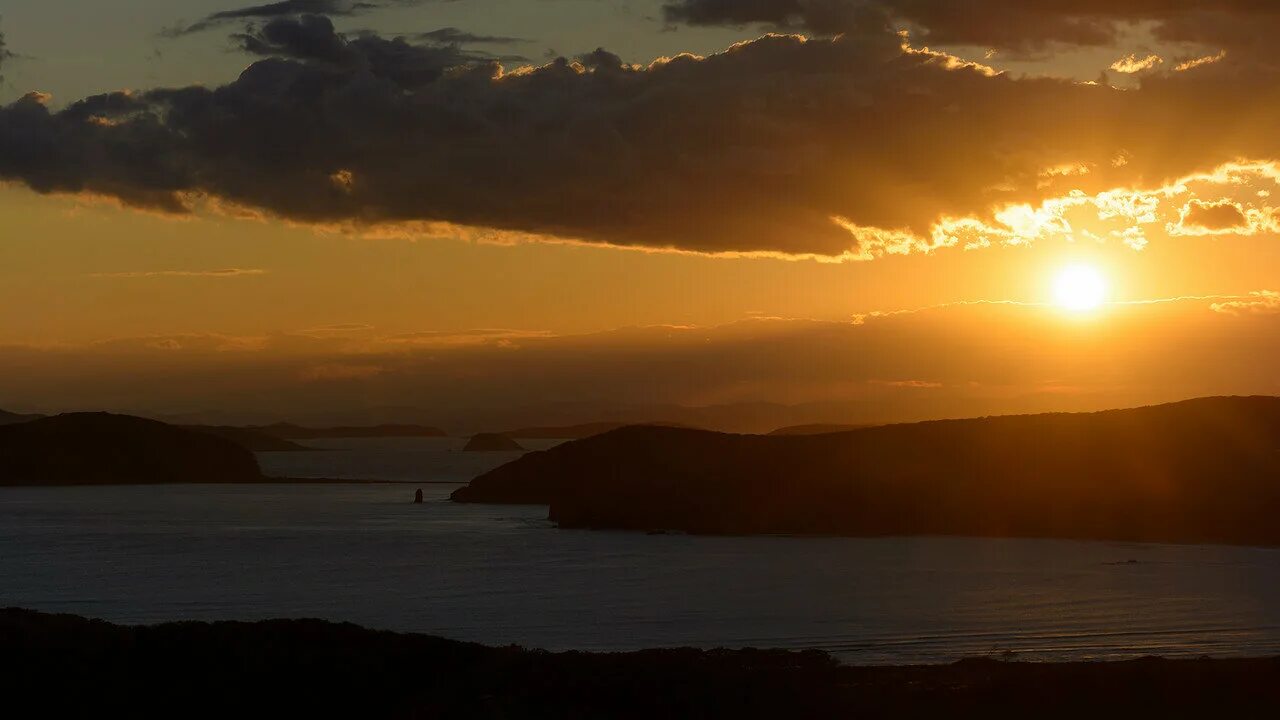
[411,27,528,46]
[164,0,434,36]
[662,1,1280,57]
[3,299,1277,429]
[3,10,1280,259]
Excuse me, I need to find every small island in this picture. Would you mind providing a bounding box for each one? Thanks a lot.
[463,433,525,452]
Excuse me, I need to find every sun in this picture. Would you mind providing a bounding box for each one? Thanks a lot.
[1053,264,1107,312]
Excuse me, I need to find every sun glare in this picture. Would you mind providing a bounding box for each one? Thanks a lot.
[1053,264,1107,312]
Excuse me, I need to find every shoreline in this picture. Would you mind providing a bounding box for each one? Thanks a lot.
[4,608,1278,717]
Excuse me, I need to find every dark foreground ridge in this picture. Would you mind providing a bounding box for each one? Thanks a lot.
[0,413,264,486]
[2,609,1276,719]
[454,396,1280,545]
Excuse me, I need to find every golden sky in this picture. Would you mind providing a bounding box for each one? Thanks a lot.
[2,1,1279,427]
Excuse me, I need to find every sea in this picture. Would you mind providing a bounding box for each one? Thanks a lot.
[2,436,1278,665]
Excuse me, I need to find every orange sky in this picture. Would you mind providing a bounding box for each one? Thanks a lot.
[2,1,1279,427]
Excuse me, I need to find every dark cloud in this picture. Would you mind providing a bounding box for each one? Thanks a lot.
[412,27,528,46]
[663,0,891,37]
[663,1,1280,56]
[4,23,1280,258]
[235,15,507,82]
[0,26,13,81]
[235,14,353,62]
[164,0,437,37]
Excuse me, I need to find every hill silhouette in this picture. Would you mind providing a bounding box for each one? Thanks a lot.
[4,609,1278,718]
[464,433,524,452]
[454,396,1280,546]
[2,411,309,453]
[0,409,45,426]
[0,413,264,486]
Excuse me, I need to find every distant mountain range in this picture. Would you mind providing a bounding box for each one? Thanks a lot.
[454,396,1280,546]
[180,425,311,452]
[3,409,446,448]
[145,391,1141,437]
[461,400,935,436]
[4,409,313,453]
[246,423,448,440]
[496,421,693,439]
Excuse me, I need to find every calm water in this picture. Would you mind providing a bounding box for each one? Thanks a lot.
[2,437,1279,664]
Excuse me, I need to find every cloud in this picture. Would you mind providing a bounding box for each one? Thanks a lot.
[82,333,274,354]
[412,27,528,46]
[89,268,268,279]
[0,24,14,81]
[232,14,500,80]
[662,2,1280,59]
[662,0,889,37]
[234,13,353,61]
[297,323,376,336]
[379,328,556,349]
[5,300,1279,429]
[163,0,433,37]
[871,379,944,389]
[917,160,1280,251]
[1110,53,1162,74]
[1211,291,1280,316]
[1175,50,1227,72]
[6,21,1280,259]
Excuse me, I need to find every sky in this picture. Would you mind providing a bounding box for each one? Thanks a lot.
[2,1,1280,428]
